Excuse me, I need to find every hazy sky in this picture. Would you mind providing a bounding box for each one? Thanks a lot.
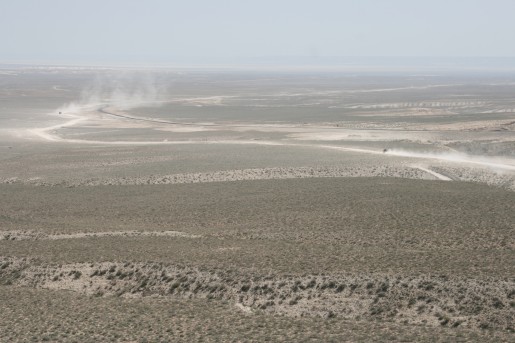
[1,0,515,65]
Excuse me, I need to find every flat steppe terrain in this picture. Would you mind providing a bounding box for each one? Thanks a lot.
[0,67,514,341]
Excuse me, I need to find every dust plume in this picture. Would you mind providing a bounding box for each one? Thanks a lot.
[385,149,515,172]
[59,70,169,114]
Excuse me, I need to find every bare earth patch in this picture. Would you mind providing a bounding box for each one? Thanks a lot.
[1,257,513,332]
[0,230,201,241]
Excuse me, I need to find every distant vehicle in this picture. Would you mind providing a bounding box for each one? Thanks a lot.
[59,111,62,114]
[383,148,388,153]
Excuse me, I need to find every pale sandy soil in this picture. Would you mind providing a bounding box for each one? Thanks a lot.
[0,230,200,241]
[3,164,513,190]
[2,256,513,331]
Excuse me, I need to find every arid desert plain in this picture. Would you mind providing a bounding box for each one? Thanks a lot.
[0,66,514,342]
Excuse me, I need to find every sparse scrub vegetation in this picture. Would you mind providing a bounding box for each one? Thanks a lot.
[2,285,509,342]
[1,70,515,341]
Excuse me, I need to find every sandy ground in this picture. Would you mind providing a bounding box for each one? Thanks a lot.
[2,251,514,331]
[5,101,514,191]
[0,230,201,241]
